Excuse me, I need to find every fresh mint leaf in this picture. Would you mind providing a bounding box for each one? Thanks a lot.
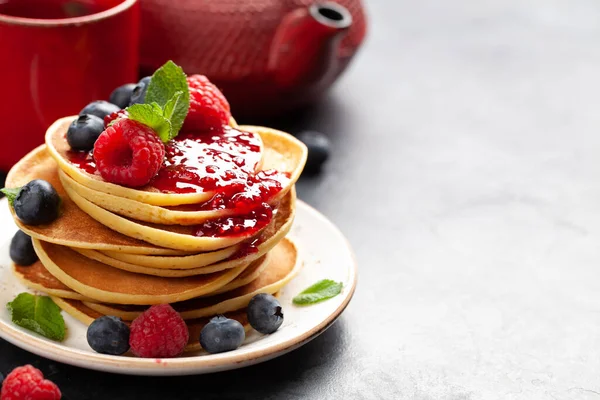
[145,60,189,136]
[7,293,65,341]
[163,91,183,122]
[124,61,190,142]
[1,187,20,206]
[150,102,163,114]
[127,103,172,143]
[292,279,343,305]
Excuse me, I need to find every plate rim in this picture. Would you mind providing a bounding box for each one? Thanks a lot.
[0,199,358,375]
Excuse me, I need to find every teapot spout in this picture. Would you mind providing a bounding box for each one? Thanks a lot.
[268,2,352,90]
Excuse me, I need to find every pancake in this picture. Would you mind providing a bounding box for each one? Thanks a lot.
[62,183,272,252]
[83,239,300,320]
[246,124,307,204]
[6,144,294,252]
[15,248,267,301]
[98,189,295,269]
[59,158,299,226]
[70,194,295,277]
[4,146,193,256]
[45,117,263,206]
[206,254,270,295]
[59,169,234,225]
[102,244,237,269]
[72,247,269,278]
[46,117,306,207]
[12,262,90,301]
[51,297,250,353]
[33,239,248,305]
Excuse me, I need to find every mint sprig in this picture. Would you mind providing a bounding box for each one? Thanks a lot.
[127,103,173,142]
[126,60,190,143]
[162,91,184,122]
[292,279,343,305]
[7,293,66,341]
[1,187,20,206]
[146,61,189,135]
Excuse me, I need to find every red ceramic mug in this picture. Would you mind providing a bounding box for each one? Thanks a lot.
[0,0,140,171]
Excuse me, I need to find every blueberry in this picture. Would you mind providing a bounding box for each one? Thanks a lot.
[9,230,37,266]
[109,83,136,109]
[0,371,4,389]
[247,293,283,334]
[200,315,245,354]
[66,115,104,151]
[13,180,61,225]
[87,316,130,355]
[79,100,120,120]
[296,131,331,174]
[129,76,151,105]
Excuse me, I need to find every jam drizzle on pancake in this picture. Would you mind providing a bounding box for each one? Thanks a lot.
[67,126,290,238]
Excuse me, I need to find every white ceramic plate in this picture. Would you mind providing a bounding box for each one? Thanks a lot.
[0,198,357,376]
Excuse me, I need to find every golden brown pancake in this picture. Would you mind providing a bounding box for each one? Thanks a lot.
[61,165,292,226]
[207,254,270,295]
[4,146,192,255]
[62,182,275,251]
[6,144,294,253]
[46,117,306,207]
[34,239,248,305]
[101,244,238,269]
[46,117,262,206]
[69,196,295,278]
[51,297,250,353]
[97,190,295,270]
[83,239,300,320]
[72,247,269,278]
[12,262,90,301]
[14,249,267,301]
[60,168,233,225]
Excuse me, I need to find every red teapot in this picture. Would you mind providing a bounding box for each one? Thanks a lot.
[139,0,367,118]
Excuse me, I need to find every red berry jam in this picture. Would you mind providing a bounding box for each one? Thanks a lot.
[169,169,290,215]
[232,237,261,258]
[66,125,290,237]
[193,203,272,238]
[150,127,262,193]
[67,150,96,175]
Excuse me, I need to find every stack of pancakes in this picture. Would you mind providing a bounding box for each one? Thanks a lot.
[5,117,307,352]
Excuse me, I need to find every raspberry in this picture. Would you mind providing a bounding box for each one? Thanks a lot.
[0,365,61,400]
[183,75,231,132]
[103,109,128,128]
[93,119,165,188]
[129,304,189,358]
